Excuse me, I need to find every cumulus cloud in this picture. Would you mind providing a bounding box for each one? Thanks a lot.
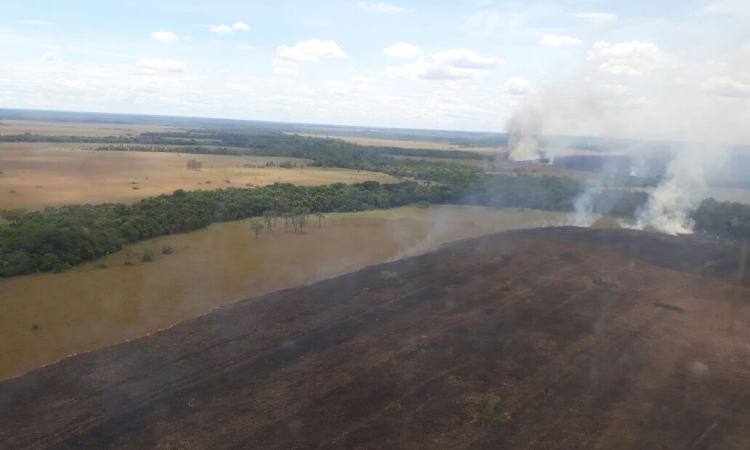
[226,83,253,92]
[603,84,629,96]
[327,87,349,96]
[276,39,345,62]
[588,40,676,76]
[20,19,48,26]
[294,87,316,96]
[504,77,532,95]
[151,31,179,43]
[207,22,251,34]
[57,79,89,90]
[356,84,377,92]
[382,43,421,59]
[571,12,617,25]
[540,35,582,47]
[625,97,651,107]
[326,81,349,88]
[272,58,299,75]
[352,75,376,84]
[698,0,748,15]
[388,48,502,81]
[357,2,408,12]
[135,58,187,73]
[41,52,61,62]
[701,76,750,98]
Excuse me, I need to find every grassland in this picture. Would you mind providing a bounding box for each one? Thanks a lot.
[0,119,180,137]
[0,143,400,210]
[293,133,505,154]
[0,205,568,379]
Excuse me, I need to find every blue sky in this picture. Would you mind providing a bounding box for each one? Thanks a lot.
[1,0,749,141]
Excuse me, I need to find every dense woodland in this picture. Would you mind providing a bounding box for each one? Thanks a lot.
[2,129,750,277]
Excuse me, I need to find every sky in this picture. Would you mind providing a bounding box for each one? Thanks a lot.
[1,0,749,141]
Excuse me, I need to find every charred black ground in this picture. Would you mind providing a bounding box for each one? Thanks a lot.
[1,227,749,449]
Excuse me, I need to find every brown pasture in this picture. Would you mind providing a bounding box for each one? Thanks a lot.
[0,206,568,380]
[0,120,180,136]
[0,143,400,210]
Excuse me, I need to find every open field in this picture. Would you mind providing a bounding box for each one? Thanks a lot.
[0,143,399,210]
[293,132,506,154]
[2,227,749,449]
[0,119,180,136]
[0,206,568,380]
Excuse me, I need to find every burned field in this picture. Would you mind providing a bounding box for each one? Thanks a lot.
[2,227,750,449]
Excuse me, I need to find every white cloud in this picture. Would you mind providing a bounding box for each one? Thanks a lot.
[232,22,250,31]
[744,42,750,52]
[272,59,299,75]
[588,40,676,77]
[388,48,502,81]
[625,97,651,107]
[41,52,61,62]
[207,22,251,34]
[382,43,422,59]
[151,30,179,43]
[20,19,48,26]
[327,87,349,96]
[276,39,345,62]
[357,2,408,12]
[226,83,253,92]
[540,35,582,47]
[352,75,376,84]
[135,58,187,73]
[698,0,747,15]
[701,77,750,98]
[326,81,349,88]
[58,79,89,90]
[598,64,642,77]
[469,11,524,37]
[356,84,377,92]
[503,76,531,95]
[603,84,629,96]
[294,87,316,96]
[571,12,617,25]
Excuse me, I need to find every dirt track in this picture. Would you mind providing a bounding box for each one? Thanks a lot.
[1,227,750,449]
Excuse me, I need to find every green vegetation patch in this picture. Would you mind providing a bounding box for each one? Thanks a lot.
[476,397,508,425]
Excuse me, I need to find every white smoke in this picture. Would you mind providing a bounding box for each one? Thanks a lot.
[567,179,599,227]
[634,147,728,235]
[506,108,543,161]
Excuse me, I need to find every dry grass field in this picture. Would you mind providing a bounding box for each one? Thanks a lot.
[0,206,568,380]
[293,133,506,153]
[0,143,400,210]
[0,120,179,136]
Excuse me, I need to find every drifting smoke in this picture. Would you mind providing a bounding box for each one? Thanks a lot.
[506,109,543,161]
[504,83,746,235]
[634,147,728,235]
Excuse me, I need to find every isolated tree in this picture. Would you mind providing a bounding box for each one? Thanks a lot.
[316,212,325,228]
[263,210,275,232]
[186,159,203,171]
[250,220,264,240]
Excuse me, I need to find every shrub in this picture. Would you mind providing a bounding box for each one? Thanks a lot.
[161,246,174,255]
[141,249,155,262]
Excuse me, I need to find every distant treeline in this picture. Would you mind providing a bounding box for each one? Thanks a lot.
[95,143,483,185]
[0,130,493,161]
